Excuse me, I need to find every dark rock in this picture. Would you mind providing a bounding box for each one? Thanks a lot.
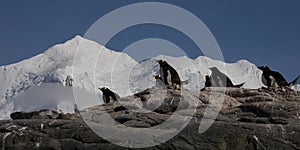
[57,113,82,121]
[60,139,84,150]
[11,109,60,120]
[123,120,151,128]
[10,112,34,120]
[1,87,300,150]
[238,117,270,124]
[270,117,289,125]
[114,105,128,112]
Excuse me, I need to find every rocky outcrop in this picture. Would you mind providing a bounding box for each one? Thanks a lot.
[10,109,82,121]
[10,109,61,120]
[1,87,300,149]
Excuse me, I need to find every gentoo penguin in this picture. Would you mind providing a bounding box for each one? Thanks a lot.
[155,59,181,87]
[204,75,212,87]
[98,87,120,103]
[153,74,166,87]
[201,75,213,91]
[209,67,245,88]
[258,66,299,88]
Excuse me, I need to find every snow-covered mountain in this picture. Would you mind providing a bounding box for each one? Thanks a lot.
[0,35,266,119]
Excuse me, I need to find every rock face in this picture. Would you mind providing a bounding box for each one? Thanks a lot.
[1,87,300,150]
[10,109,61,120]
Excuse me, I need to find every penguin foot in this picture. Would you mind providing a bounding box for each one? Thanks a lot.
[200,87,206,91]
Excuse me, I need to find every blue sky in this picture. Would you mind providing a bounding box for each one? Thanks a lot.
[0,0,299,80]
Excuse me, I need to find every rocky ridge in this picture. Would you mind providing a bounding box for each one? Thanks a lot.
[0,87,300,150]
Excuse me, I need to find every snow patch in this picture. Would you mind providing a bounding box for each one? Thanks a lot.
[0,83,103,119]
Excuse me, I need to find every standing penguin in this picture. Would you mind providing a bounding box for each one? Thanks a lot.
[65,75,74,87]
[201,75,213,91]
[209,67,245,88]
[98,87,120,103]
[258,66,299,88]
[155,59,181,87]
[204,75,212,87]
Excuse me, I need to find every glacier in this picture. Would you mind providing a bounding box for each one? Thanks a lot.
[0,35,268,119]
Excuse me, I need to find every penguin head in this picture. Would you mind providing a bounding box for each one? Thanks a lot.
[155,59,163,64]
[269,75,275,80]
[209,67,219,72]
[258,66,270,71]
[98,87,106,92]
[205,75,210,80]
[153,74,161,79]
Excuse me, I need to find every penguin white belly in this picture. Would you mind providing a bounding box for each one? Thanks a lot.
[217,76,225,87]
[210,76,217,87]
[160,67,165,83]
[270,76,279,89]
[167,70,172,85]
[262,75,268,86]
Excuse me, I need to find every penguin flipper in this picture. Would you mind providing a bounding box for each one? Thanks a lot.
[112,93,120,101]
[181,79,190,85]
[289,75,300,86]
[233,82,245,88]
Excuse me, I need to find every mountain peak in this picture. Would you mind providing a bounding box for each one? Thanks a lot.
[63,35,85,45]
[72,35,84,41]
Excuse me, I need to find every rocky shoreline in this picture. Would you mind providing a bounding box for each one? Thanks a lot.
[1,87,300,150]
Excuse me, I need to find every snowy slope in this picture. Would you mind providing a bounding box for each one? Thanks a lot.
[0,36,137,119]
[13,83,101,114]
[0,35,266,119]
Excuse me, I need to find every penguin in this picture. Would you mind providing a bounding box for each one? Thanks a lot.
[153,74,166,88]
[258,66,299,88]
[209,67,245,88]
[98,87,120,103]
[201,75,213,91]
[204,75,212,87]
[155,59,181,87]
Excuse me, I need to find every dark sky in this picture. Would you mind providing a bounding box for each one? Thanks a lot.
[0,0,299,80]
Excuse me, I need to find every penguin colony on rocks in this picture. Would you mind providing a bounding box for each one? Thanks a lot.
[258,66,299,89]
[97,59,299,104]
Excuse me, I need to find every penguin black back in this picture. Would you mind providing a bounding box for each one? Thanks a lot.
[258,66,300,88]
[209,67,245,88]
[205,75,212,87]
[258,66,289,87]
